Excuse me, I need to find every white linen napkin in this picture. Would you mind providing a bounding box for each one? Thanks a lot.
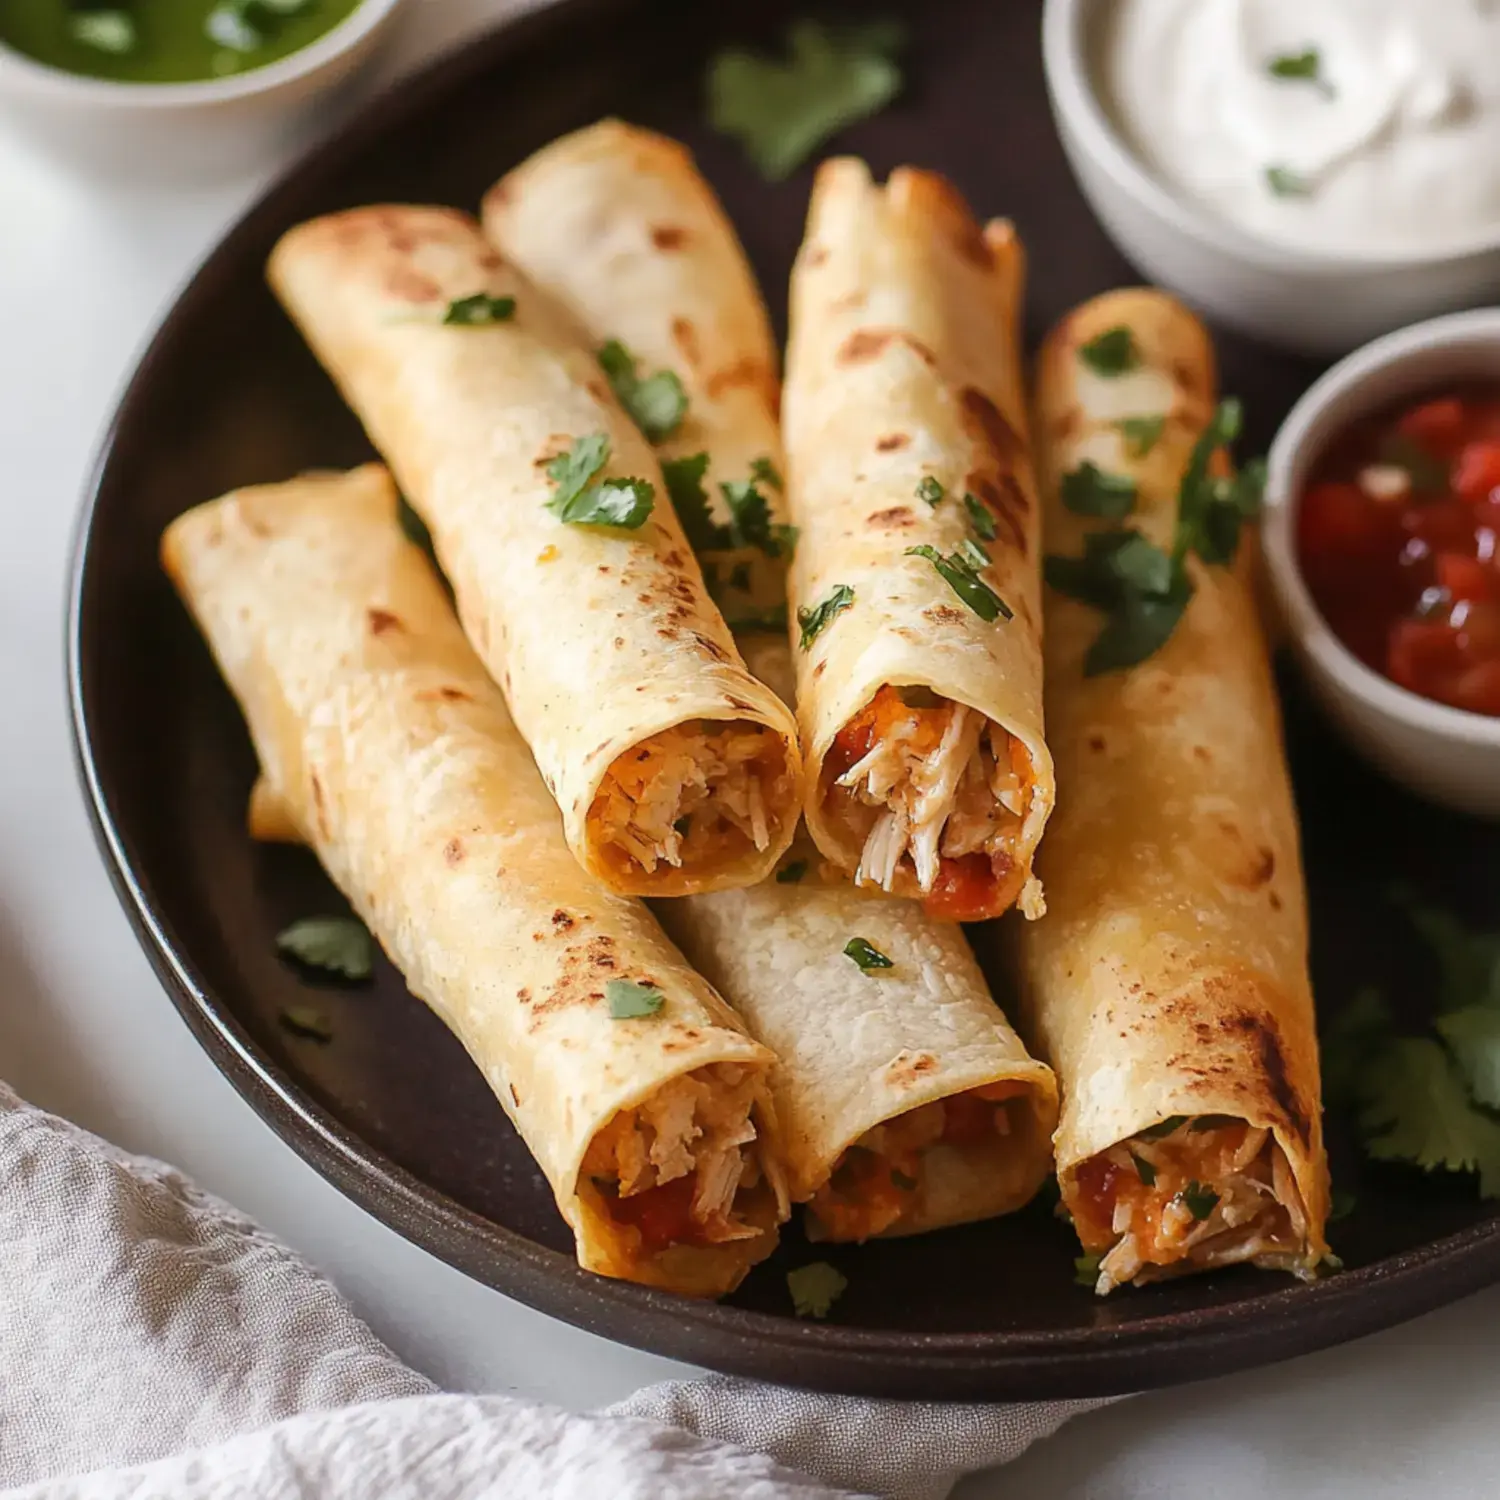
[0,1081,1110,1500]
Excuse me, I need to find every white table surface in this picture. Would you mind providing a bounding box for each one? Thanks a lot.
[2,3,1498,1495]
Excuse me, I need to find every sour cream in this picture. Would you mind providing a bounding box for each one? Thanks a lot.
[1100,0,1500,257]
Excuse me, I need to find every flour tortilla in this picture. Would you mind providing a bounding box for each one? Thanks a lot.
[782,160,1053,920]
[267,207,801,897]
[1015,290,1329,1290]
[485,125,1058,1237]
[163,465,786,1296]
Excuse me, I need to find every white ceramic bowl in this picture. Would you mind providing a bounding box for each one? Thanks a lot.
[1041,0,1500,358]
[1262,309,1500,818]
[0,0,405,179]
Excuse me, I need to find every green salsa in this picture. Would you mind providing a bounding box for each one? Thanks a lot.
[0,0,365,84]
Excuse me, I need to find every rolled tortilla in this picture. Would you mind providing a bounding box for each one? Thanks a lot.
[162,465,787,1297]
[1017,290,1330,1293]
[266,208,801,897]
[782,160,1054,922]
[485,123,1059,1239]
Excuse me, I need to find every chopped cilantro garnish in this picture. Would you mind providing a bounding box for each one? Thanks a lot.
[1136,1115,1188,1141]
[659,451,792,557]
[606,979,665,1019]
[1130,1151,1157,1186]
[1074,1252,1103,1288]
[597,339,687,443]
[750,456,784,491]
[279,1006,333,1043]
[1179,1181,1219,1221]
[844,937,894,973]
[775,859,808,885]
[442,293,516,326]
[276,916,374,982]
[1265,165,1312,198]
[545,434,655,529]
[1079,326,1138,376]
[787,1260,848,1319]
[798,584,854,649]
[1267,47,1334,97]
[1061,461,1138,519]
[917,475,945,507]
[906,544,1012,623]
[963,492,997,539]
[661,452,718,550]
[709,20,906,181]
[1329,1188,1357,1223]
[721,478,798,558]
[1117,414,1165,458]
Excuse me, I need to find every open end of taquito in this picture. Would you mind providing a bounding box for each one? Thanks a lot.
[784,160,1054,922]
[166,465,787,1296]
[1024,290,1329,1293]
[266,207,801,898]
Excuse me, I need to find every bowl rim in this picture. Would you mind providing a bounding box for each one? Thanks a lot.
[1262,306,1500,751]
[0,0,403,108]
[1040,0,1500,274]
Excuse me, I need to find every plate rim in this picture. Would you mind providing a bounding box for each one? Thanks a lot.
[64,0,1500,1400]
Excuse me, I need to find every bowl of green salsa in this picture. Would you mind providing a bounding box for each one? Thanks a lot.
[0,0,405,174]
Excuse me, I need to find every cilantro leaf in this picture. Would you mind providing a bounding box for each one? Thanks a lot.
[1173,399,1264,567]
[963,492,997,540]
[1179,1181,1219,1221]
[787,1260,848,1319]
[775,859,808,885]
[1061,461,1138,519]
[1083,571,1191,676]
[844,936,894,973]
[1267,47,1321,81]
[279,1006,334,1043]
[442,293,516,326]
[545,434,654,529]
[709,20,906,181]
[1118,414,1165,458]
[1074,1252,1103,1288]
[1130,1151,1157,1186]
[918,476,945,508]
[750,456,784,491]
[606,979,665,1019]
[1135,1115,1188,1141]
[721,479,797,558]
[906,544,1012,623]
[1321,986,1394,1108]
[1079,326,1138,376]
[798,584,854,649]
[276,916,374,982]
[1329,1188,1357,1223]
[661,452,720,552]
[1437,1006,1500,1109]
[1360,1037,1500,1197]
[597,339,687,443]
[1266,165,1312,198]
[1394,891,1500,1013]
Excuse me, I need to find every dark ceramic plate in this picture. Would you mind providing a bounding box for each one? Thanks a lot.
[69,0,1500,1401]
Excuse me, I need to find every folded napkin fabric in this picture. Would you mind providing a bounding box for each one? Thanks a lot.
[0,1082,1105,1500]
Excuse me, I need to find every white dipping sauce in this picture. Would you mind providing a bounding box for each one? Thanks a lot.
[1101,0,1500,256]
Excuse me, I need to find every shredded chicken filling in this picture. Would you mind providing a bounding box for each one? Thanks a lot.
[807,1082,1028,1241]
[582,1064,765,1252]
[1071,1117,1312,1294]
[589,722,790,875]
[826,686,1028,897]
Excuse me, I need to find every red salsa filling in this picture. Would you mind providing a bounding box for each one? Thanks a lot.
[1297,387,1500,717]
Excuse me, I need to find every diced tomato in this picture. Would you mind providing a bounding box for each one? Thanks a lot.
[1388,619,1466,696]
[607,1172,702,1253]
[1403,499,1479,553]
[923,853,1000,922]
[1398,396,1467,454]
[1449,661,1500,716]
[941,1092,998,1146]
[1458,599,1500,656]
[1435,553,1498,604]
[1297,481,1382,559]
[1453,441,1500,505]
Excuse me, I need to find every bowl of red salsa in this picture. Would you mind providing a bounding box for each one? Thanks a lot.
[1264,309,1500,820]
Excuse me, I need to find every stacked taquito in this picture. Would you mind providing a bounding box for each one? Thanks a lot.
[267,208,800,897]
[780,160,1055,923]
[485,122,1058,1239]
[163,466,787,1296]
[1018,291,1330,1292]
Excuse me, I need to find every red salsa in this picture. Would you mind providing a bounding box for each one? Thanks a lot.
[1297,387,1500,717]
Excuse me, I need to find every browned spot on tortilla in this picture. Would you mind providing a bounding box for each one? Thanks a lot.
[385,267,441,302]
[651,224,689,250]
[706,356,773,402]
[1172,359,1203,397]
[968,473,1029,554]
[671,316,701,368]
[477,249,504,270]
[310,772,329,839]
[444,838,465,865]
[831,290,867,313]
[812,660,826,678]
[550,909,574,932]
[867,505,915,529]
[960,387,1022,469]
[884,1049,938,1087]
[727,697,755,712]
[1269,891,1284,911]
[613,635,625,648]
[1193,745,1212,763]
[924,604,966,626]
[692,632,730,662]
[1087,733,1107,753]
[1248,848,1276,887]
[509,1084,521,1106]
[1247,1013,1309,1145]
[516,987,531,1003]
[424,686,472,703]
[838,329,893,364]
[535,434,572,468]
[876,432,910,452]
[662,549,686,568]
[805,244,829,267]
[587,378,609,403]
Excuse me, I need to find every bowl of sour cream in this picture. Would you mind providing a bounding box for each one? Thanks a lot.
[1042,0,1500,356]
